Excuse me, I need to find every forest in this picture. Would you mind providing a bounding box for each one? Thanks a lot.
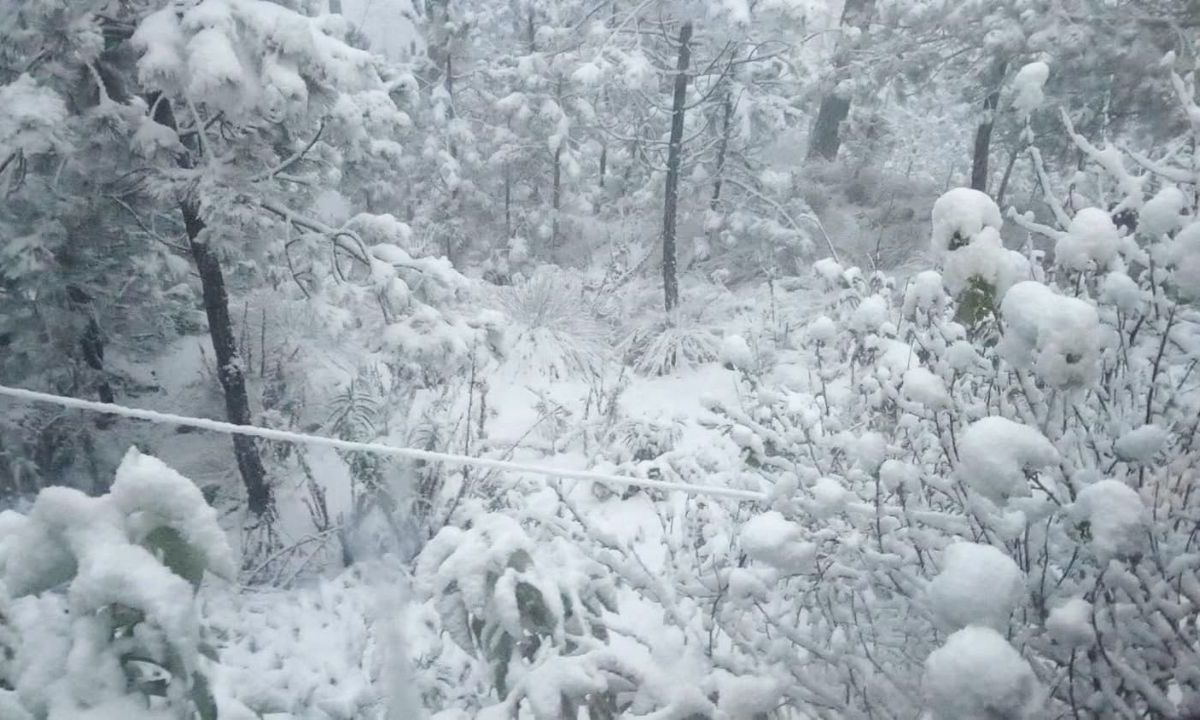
[1,0,1199,718]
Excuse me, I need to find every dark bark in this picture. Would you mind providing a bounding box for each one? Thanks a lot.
[710,94,733,212]
[995,144,1021,207]
[504,168,512,238]
[806,0,874,162]
[971,61,1008,193]
[808,94,851,162]
[552,144,562,247]
[661,21,693,313]
[182,203,273,517]
[552,75,564,248]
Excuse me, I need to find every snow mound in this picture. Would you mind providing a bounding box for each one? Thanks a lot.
[740,511,815,572]
[1140,185,1187,240]
[721,334,754,370]
[807,316,837,344]
[957,417,1058,503]
[925,626,1041,720]
[1099,271,1142,313]
[932,188,1029,299]
[813,257,844,287]
[902,367,950,409]
[927,542,1024,632]
[902,270,946,318]
[1011,61,1049,117]
[999,281,1101,388]
[810,477,849,517]
[879,459,919,492]
[931,188,1003,253]
[1046,597,1095,647]
[715,673,782,716]
[1168,222,1200,300]
[851,296,889,334]
[110,447,236,579]
[1113,424,1168,463]
[1073,480,1146,561]
[1056,208,1120,272]
[852,432,888,473]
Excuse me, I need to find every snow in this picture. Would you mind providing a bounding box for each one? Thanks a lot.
[1168,222,1200,300]
[813,257,844,286]
[721,334,754,370]
[810,476,849,516]
[1100,271,1142,313]
[999,281,1101,388]
[902,270,946,317]
[1073,480,1147,560]
[879,459,919,492]
[1114,424,1168,463]
[1140,185,1188,240]
[924,626,1041,720]
[740,511,816,572]
[852,432,888,473]
[927,542,1024,632]
[1056,208,1120,272]
[957,417,1058,503]
[931,188,1003,254]
[1010,61,1050,117]
[109,447,236,580]
[0,75,69,157]
[715,672,781,716]
[850,295,889,334]
[901,367,950,409]
[0,450,234,719]
[929,189,1031,298]
[1045,597,1095,647]
[807,315,838,344]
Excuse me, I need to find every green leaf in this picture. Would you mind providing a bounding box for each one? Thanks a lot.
[515,581,555,635]
[191,671,218,720]
[955,276,996,332]
[143,526,206,590]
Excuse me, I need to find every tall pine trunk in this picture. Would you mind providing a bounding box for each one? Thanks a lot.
[662,21,693,313]
[971,61,1008,192]
[182,202,273,517]
[806,0,875,162]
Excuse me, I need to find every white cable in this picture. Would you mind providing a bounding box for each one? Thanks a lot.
[0,384,766,503]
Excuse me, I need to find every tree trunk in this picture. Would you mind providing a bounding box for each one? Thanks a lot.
[971,61,1008,192]
[807,94,851,162]
[182,202,273,517]
[661,21,693,313]
[504,167,512,238]
[806,0,875,162]
[552,144,562,248]
[551,75,564,248]
[710,93,733,212]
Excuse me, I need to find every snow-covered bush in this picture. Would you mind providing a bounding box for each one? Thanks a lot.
[499,267,609,380]
[414,513,623,717]
[628,64,1200,716]
[0,448,236,719]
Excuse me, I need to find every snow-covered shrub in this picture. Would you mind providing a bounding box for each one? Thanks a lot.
[0,448,235,719]
[924,626,1041,720]
[639,69,1200,716]
[930,187,1031,330]
[498,267,609,379]
[622,310,723,376]
[415,513,621,716]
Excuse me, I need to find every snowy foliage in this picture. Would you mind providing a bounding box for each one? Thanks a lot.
[2,2,1199,720]
[0,449,231,719]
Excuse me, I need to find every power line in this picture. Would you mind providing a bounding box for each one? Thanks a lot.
[0,385,766,503]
